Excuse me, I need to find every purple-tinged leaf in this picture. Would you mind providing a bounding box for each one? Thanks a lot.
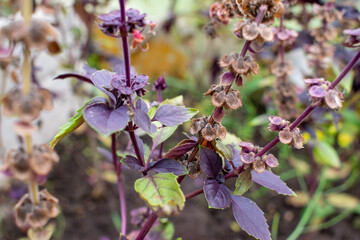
[229,145,243,168]
[153,104,198,127]
[97,147,112,162]
[309,85,327,98]
[90,70,117,103]
[231,195,271,240]
[136,98,149,113]
[123,155,144,171]
[84,104,129,136]
[54,73,93,85]
[200,147,223,178]
[251,170,295,195]
[133,108,153,134]
[148,159,188,176]
[204,179,232,209]
[164,139,198,159]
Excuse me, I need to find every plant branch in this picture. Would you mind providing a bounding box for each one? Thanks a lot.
[111,134,127,235]
[135,212,158,240]
[188,5,269,162]
[119,0,132,87]
[21,0,32,95]
[256,49,360,158]
[127,122,145,167]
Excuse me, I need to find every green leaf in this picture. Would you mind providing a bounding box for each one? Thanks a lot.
[234,171,252,196]
[49,97,102,149]
[149,123,178,147]
[313,141,341,168]
[134,173,185,217]
[111,211,122,232]
[161,221,175,240]
[215,140,233,160]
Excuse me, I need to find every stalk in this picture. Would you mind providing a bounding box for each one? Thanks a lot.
[188,5,269,162]
[21,0,32,95]
[256,50,360,158]
[111,134,127,235]
[119,0,131,87]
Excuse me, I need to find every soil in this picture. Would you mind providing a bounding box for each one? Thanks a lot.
[1,134,360,240]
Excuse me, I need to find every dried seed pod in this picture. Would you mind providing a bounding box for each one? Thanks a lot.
[253,157,265,173]
[279,127,292,145]
[2,85,53,122]
[291,128,304,149]
[241,152,255,164]
[29,144,59,176]
[263,154,278,168]
[14,189,59,229]
[202,123,216,141]
[3,148,32,181]
[325,89,343,109]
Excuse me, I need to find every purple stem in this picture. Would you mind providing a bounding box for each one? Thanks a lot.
[256,49,360,158]
[119,0,131,87]
[111,134,127,235]
[135,212,158,240]
[128,122,145,167]
[157,90,164,159]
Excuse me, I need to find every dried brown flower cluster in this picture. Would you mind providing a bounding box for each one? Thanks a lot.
[268,116,304,149]
[190,116,226,141]
[306,1,342,75]
[205,84,242,110]
[14,189,59,229]
[0,20,60,54]
[0,4,61,233]
[236,0,285,24]
[239,142,279,173]
[220,53,259,76]
[306,43,335,72]
[2,144,59,181]
[234,20,274,43]
[304,78,343,110]
[270,23,299,120]
[2,85,53,122]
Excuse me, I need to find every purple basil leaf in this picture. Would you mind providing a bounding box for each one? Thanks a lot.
[90,70,117,103]
[54,73,93,85]
[231,195,271,240]
[83,104,129,136]
[204,179,232,209]
[164,139,198,159]
[97,147,112,162]
[133,108,153,134]
[229,145,243,168]
[153,104,196,127]
[200,147,222,178]
[251,170,295,195]
[135,98,149,113]
[123,155,144,171]
[148,159,188,176]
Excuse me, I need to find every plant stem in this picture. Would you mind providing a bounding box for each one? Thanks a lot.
[21,0,32,94]
[128,122,145,167]
[185,188,203,200]
[135,212,158,240]
[28,181,39,205]
[111,133,127,235]
[188,5,269,161]
[119,0,131,87]
[256,49,360,158]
